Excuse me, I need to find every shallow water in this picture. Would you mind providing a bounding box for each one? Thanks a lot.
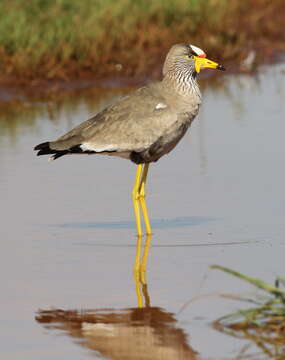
[1,63,285,360]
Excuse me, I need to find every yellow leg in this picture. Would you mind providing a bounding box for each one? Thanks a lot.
[138,164,152,235]
[132,164,143,237]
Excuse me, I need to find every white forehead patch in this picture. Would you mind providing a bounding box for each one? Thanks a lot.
[189,44,206,57]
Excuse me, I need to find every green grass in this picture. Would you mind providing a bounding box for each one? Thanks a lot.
[0,0,284,80]
[212,265,285,359]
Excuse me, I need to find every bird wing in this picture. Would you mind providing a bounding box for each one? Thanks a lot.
[49,85,178,153]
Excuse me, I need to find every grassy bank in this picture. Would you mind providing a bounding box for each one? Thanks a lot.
[0,0,284,81]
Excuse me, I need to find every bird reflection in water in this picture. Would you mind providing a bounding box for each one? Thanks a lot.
[36,235,197,359]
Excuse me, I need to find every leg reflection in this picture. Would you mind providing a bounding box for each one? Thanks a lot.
[134,235,152,308]
[36,233,198,360]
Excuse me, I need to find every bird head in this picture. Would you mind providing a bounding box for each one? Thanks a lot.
[162,44,225,77]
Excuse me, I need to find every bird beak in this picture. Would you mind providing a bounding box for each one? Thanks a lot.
[194,56,226,73]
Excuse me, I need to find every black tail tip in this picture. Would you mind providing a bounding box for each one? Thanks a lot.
[34,141,50,151]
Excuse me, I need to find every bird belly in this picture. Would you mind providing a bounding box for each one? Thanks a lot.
[99,151,131,160]
[133,121,190,164]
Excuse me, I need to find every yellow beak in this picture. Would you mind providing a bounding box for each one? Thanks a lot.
[194,56,225,73]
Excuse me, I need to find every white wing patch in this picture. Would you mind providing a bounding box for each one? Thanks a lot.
[80,143,117,152]
[189,44,206,57]
[155,102,167,110]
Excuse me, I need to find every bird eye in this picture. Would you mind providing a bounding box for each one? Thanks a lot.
[188,55,194,60]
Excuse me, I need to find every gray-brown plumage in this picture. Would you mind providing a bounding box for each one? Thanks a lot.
[34,44,224,163]
[34,43,225,236]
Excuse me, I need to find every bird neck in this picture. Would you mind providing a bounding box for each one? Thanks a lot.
[163,69,201,99]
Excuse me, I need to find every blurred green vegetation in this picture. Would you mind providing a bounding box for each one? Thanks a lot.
[0,0,284,80]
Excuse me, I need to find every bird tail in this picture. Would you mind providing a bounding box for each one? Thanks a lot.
[34,142,68,161]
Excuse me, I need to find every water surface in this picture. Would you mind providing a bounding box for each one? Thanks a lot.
[1,63,285,359]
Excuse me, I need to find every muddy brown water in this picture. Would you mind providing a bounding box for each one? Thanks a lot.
[1,63,285,360]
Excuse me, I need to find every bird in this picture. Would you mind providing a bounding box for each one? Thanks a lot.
[34,43,225,237]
